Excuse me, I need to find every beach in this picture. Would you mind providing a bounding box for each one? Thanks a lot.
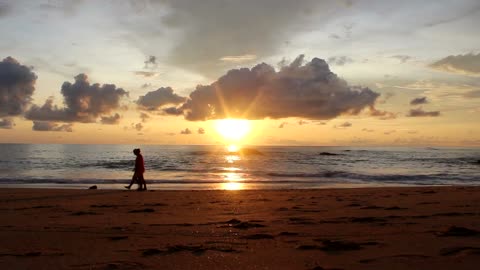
[0,187,479,269]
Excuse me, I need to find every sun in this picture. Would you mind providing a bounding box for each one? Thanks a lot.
[214,119,251,141]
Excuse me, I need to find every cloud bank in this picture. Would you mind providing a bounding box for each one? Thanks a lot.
[162,55,382,121]
[430,53,480,75]
[26,74,128,123]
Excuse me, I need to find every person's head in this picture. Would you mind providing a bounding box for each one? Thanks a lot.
[133,148,141,156]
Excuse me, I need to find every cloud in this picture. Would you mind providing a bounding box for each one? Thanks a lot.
[377,92,394,104]
[327,56,353,66]
[0,57,37,117]
[429,53,480,75]
[135,123,143,131]
[133,71,158,77]
[32,121,73,132]
[165,55,381,121]
[329,34,341,39]
[25,74,128,123]
[384,130,396,135]
[368,107,397,120]
[298,120,309,125]
[407,108,440,117]
[100,113,121,125]
[410,96,428,105]
[151,0,331,77]
[141,83,152,89]
[463,90,480,98]
[197,127,205,134]
[180,128,192,135]
[392,55,412,63]
[140,112,150,122]
[335,122,352,128]
[278,122,288,128]
[0,2,11,17]
[362,128,374,132]
[0,118,14,129]
[144,55,157,68]
[220,54,257,63]
[137,87,186,111]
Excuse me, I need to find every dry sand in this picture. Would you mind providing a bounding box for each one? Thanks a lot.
[0,186,479,270]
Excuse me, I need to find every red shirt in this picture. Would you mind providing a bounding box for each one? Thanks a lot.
[135,154,145,173]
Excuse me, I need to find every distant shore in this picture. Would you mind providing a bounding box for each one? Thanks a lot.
[1,187,479,269]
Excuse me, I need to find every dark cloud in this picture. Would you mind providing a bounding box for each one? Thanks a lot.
[407,108,440,117]
[0,57,37,117]
[0,118,14,129]
[463,90,480,98]
[25,74,128,123]
[100,113,121,125]
[32,121,73,132]
[392,55,412,63]
[133,71,158,77]
[278,122,288,128]
[165,55,381,121]
[135,123,143,131]
[197,127,205,134]
[429,53,480,75]
[180,128,192,135]
[410,96,428,105]
[137,87,186,111]
[327,56,353,66]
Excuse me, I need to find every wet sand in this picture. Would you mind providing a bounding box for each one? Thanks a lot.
[0,186,479,269]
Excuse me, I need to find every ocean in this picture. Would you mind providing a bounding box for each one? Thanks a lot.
[0,144,479,190]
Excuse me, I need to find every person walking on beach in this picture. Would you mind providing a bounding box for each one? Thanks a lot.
[125,148,147,191]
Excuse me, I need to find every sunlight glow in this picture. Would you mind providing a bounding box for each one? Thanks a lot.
[215,119,251,141]
[221,181,244,190]
[227,144,238,152]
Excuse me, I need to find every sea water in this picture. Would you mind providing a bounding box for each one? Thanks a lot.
[0,144,479,189]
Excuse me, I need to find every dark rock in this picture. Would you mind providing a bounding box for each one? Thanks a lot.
[319,152,341,156]
[88,185,97,189]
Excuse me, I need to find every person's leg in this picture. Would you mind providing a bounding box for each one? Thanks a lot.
[126,173,138,189]
[139,173,146,191]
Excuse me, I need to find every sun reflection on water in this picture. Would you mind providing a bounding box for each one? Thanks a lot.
[220,181,243,190]
[221,147,245,189]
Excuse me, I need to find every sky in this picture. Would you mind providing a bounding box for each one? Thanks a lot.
[0,0,479,146]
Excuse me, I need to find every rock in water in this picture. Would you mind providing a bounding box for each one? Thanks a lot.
[88,185,98,190]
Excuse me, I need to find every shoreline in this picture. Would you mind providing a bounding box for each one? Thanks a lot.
[1,186,479,269]
[0,182,468,191]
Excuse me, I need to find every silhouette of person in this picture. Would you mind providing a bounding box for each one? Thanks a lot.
[125,148,147,191]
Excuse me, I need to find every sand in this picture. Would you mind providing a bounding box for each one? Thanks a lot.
[0,186,479,270]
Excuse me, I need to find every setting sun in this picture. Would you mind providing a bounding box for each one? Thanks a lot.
[214,119,251,141]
